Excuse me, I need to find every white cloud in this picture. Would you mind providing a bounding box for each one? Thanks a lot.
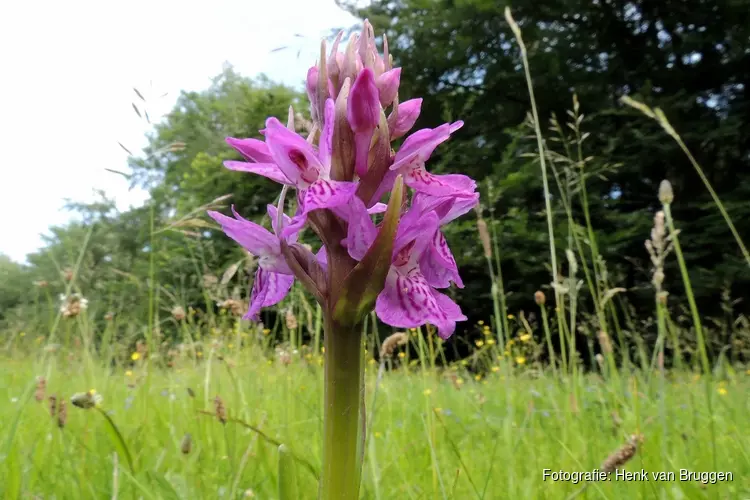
[0,0,358,263]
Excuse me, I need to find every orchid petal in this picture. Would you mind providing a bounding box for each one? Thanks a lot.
[207,209,278,258]
[344,196,378,261]
[264,117,322,188]
[226,137,275,163]
[244,268,295,321]
[376,68,401,108]
[375,266,465,339]
[419,230,464,289]
[319,98,335,171]
[388,98,422,140]
[224,161,293,185]
[405,169,477,197]
[301,179,358,214]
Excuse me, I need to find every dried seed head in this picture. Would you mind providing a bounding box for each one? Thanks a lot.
[658,179,674,204]
[597,331,612,354]
[62,268,74,282]
[202,274,219,289]
[48,395,57,418]
[181,433,192,454]
[285,309,298,330]
[380,331,409,358]
[595,353,604,367]
[171,306,186,321]
[476,218,492,259]
[214,396,227,424]
[601,433,644,473]
[57,399,67,429]
[35,376,47,403]
[534,290,546,306]
[218,299,244,317]
[59,293,88,318]
[104,311,115,321]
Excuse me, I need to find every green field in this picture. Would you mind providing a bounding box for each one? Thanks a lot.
[2,324,748,499]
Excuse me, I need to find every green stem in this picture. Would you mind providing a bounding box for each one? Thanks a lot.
[320,315,365,500]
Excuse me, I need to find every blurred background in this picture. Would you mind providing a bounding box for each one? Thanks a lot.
[2,0,749,365]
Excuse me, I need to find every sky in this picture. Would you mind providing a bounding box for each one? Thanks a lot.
[0,0,358,263]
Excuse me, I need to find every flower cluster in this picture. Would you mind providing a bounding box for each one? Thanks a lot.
[209,20,478,338]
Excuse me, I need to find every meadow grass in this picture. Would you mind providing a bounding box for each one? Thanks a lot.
[2,336,749,499]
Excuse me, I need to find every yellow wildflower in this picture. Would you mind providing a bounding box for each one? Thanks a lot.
[375,432,383,438]
[125,370,133,377]
[423,389,432,396]
[131,352,140,361]
[477,320,484,326]
[398,352,406,359]
[475,340,484,347]
[474,374,482,381]
[718,387,728,396]
[262,328,271,335]
[491,366,500,373]
[519,333,531,342]
[507,314,515,320]
[487,339,496,345]
[515,356,526,365]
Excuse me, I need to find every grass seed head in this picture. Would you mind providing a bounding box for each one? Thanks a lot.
[380,332,409,358]
[601,433,644,473]
[658,179,674,204]
[214,395,227,424]
[57,399,67,429]
[35,376,46,402]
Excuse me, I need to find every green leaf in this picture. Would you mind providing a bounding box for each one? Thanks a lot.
[333,176,404,326]
[277,444,299,500]
[96,408,136,474]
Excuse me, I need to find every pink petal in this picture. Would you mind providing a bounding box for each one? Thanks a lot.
[319,98,335,172]
[264,117,322,188]
[301,179,358,214]
[367,203,388,214]
[419,230,464,289]
[344,196,378,261]
[207,209,278,258]
[391,121,464,171]
[226,137,275,163]
[223,161,293,185]
[375,266,466,339]
[388,98,422,140]
[244,268,295,321]
[413,192,480,224]
[376,67,401,107]
[394,210,439,258]
[405,169,477,197]
[316,246,328,271]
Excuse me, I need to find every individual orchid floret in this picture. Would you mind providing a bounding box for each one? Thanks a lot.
[207,205,297,320]
[263,103,358,215]
[344,196,468,338]
[347,68,381,178]
[389,121,476,197]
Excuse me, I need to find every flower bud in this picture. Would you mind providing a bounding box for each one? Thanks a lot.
[388,98,422,140]
[327,31,344,94]
[376,68,401,108]
[658,179,674,204]
[348,68,381,177]
[331,78,356,181]
[534,291,546,306]
[306,68,321,124]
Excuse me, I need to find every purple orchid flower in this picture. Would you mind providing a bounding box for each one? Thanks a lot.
[344,197,467,338]
[207,204,298,320]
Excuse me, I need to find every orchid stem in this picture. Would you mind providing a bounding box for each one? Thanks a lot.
[320,314,365,500]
